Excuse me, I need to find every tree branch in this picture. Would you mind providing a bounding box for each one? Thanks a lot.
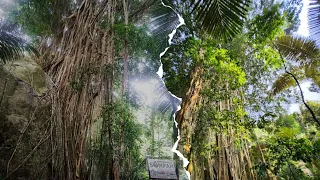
[284,69,320,126]
[278,52,320,126]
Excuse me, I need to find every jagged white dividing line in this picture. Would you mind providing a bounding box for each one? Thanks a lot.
[169,93,191,179]
[156,1,190,179]
[157,1,185,78]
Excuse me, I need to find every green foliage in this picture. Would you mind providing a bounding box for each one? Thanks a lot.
[277,162,312,180]
[101,101,142,149]
[147,0,180,51]
[162,37,199,98]
[5,0,317,179]
[114,23,160,58]
[226,7,291,128]
[149,0,251,54]
[268,136,312,174]
[183,38,207,63]
[248,4,285,45]
[275,114,301,132]
[254,46,282,69]
[163,37,246,99]
[10,0,72,38]
[184,39,250,159]
[96,100,145,179]
[10,0,54,36]
[300,101,320,126]
[253,112,320,179]
[0,22,37,63]
[272,67,305,94]
[271,35,320,95]
[275,35,319,61]
[204,48,246,88]
[191,0,251,40]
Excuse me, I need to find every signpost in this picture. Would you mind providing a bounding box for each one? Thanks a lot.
[147,158,178,179]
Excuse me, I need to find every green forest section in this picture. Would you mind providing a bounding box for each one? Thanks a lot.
[0,0,320,180]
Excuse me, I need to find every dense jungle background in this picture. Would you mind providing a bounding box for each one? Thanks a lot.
[1,0,320,179]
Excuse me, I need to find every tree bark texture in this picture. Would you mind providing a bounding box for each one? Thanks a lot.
[42,0,117,179]
[177,63,254,180]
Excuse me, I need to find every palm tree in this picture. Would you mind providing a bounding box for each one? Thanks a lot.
[272,35,320,125]
[272,35,320,94]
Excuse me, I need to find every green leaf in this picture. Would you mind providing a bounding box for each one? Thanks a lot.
[272,66,305,94]
[192,0,251,40]
[0,22,37,63]
[275,35,319,63]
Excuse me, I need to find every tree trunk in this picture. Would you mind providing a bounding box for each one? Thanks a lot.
[176,63,203,176]
[121,0,129,97]
[258,143,272,180]
[177,61,252,180]
[43,0,118,179]
[244,142,255,180]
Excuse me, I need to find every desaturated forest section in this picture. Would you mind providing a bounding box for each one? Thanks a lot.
[0,0,320,180]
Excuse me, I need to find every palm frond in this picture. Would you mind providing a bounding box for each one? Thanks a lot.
[0,31,25,63]
[275,35,319,65]
[148,1,181,50]
[0,23,37,64]
[272,67,306,94]
[191,0,251,40]
[149,0,251,46]
[308,0,320,45]
[305,61,320,87]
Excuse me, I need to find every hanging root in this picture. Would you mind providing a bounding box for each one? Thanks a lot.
[43,0,117,178]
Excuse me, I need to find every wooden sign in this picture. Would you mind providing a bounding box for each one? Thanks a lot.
[147,159,178,179]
